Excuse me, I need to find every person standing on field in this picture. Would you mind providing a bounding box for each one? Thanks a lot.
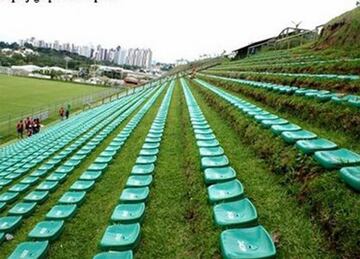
[65,104,70,119]
[16,120,24,139]
[59,107,65,120]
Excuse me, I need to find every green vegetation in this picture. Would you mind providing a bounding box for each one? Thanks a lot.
[0,42,96,70]
[315,7,360,50]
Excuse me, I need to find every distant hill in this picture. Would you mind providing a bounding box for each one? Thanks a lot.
[315,7,360,50]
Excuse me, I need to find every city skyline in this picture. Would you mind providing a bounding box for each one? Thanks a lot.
[18,37,153,68]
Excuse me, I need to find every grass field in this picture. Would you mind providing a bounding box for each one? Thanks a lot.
[0,75,118,142]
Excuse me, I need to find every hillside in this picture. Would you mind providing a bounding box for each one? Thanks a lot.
[315,7,360,50]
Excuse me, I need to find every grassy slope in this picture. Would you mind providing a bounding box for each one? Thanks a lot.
[190,79,360,257]
[136,80,219,258]
[0,75,107,116]
[316,7,360,50]
[188,80,335,258]
[197,76,360,153]
[0,89,163,258]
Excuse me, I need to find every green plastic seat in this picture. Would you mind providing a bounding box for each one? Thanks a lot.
[126,175,153,188]
[194,128,213,134]
[30,169,48,177]
[8,241,49,259]
[64,159,81,167]
[55,165,75,174]
[100,150,117,158]
[314,149,360,169]
[119,187,149,203]
[88,163,108,172]
[36,181,59,192]
[93,251,133,259]
[204,167,237,185]
[192,121,210,128]
[46,158,62,166]
[270,123,301,135]
[58,191,86,205]
[0,179,12,186]
[0,191,19,203]
[199,147,224,157]
[100,223,141,251]
[0,216,22,232]
[254,114,279,122]
[260,119,288,129]
[149,129,162,135]
[296,138,338,154]
[139,148,159,156]
[9,202,37,217]
[80,170,102,181]
[207,180,244,204]
[147,133,162,138]
[280,130,317,144]
[5,173,21,180]
[9,183,30,193]
[95,156,112,164]
[220,226,276,259]
[339,166,360,191]
[201,155,229,169]
[136,156,157,165]
[24,191,49,204]
[28,220,64,241]
[46,173,67,183]
[213,199,257,228]
[46,204,77,220]
[70,180,95,191]
[142,143,160,149]
[197,139,220,148]
[195,133,216,141]
[20,176,39,186]
[131,164,155,175]
[111,203,146,223]
[145,137,161,143]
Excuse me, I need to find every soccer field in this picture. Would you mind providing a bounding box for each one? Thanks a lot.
[0,75,118,142]
[0,75,109,116]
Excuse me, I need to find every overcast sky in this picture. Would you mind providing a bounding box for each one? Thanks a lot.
[0,0,356,63]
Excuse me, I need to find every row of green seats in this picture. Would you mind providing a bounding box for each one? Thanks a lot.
[0,103,104,161]
[213,57,360,72]
[201,74,360,108]
[0,92,142,194]
[181,78,276,259]
[6,84,164,258]
[0,84,153,165]
[210,70,359,81]
[0,89,150,210]
[0,93,132,178]
[195,78,360,192]
[0,88,155,244]
[94,81,174,259]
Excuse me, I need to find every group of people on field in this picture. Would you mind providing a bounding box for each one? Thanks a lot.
[16,117,41,139]
[59,105,71,121]
[15,104,71,139]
